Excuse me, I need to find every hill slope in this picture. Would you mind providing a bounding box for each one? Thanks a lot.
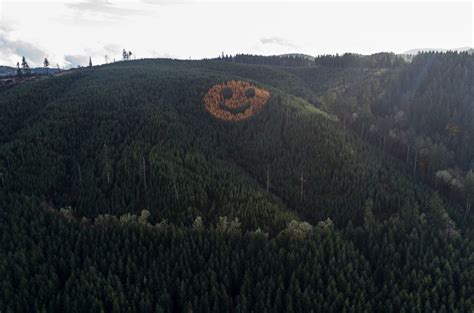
[1,59,473,312]
[0,59,437,228]
[220,52,474,218]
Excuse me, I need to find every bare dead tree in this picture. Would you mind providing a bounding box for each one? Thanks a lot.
[171,165,179,200]
[342,117,346,148]
[266,165,270,194]
[465,198,471,219]
[104,143,110,184]
[142,156,147,192]
[413,150,418,177]
[77,161,82,186]
[300,169,306,202]
[173,179,179,200]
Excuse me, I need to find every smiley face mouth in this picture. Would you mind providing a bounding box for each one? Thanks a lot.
[219,101,251,114]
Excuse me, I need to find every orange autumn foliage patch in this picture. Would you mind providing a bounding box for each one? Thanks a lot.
[204,80,270,121]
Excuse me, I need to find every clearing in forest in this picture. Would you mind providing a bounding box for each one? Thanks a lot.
[204,80,270,121]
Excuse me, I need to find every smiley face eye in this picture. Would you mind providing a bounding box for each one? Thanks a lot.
[222,87,233,100]
[244,87,256,98]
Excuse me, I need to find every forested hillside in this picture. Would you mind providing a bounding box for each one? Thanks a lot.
[219,52,474,213]
[1,57,473,312]
[318,53,474,192]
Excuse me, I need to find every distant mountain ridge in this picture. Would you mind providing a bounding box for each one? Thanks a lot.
[0,66,16,76]
[402,47,473,55]
[278,53,315,60]
[0,65,60,76]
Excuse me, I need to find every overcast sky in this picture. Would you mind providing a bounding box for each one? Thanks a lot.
[0,0,472,68]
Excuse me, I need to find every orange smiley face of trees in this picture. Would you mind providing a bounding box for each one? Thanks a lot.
[204,80,270,121]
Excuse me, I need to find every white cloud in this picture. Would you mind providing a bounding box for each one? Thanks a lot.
[260,37,298,49]
[64,0,149,23]
[104,43,122,55]
[64,54,90,67]
[0,27,47,66]
[141,0,196,4]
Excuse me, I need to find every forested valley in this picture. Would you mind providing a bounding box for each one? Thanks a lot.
[1,54,474,312]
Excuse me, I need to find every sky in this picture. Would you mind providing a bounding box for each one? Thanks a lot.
[0,0,472,68]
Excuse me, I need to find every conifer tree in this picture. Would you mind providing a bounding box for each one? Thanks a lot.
[16,61,22,77]
[21,56,31,76]
[43,58,49,75]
